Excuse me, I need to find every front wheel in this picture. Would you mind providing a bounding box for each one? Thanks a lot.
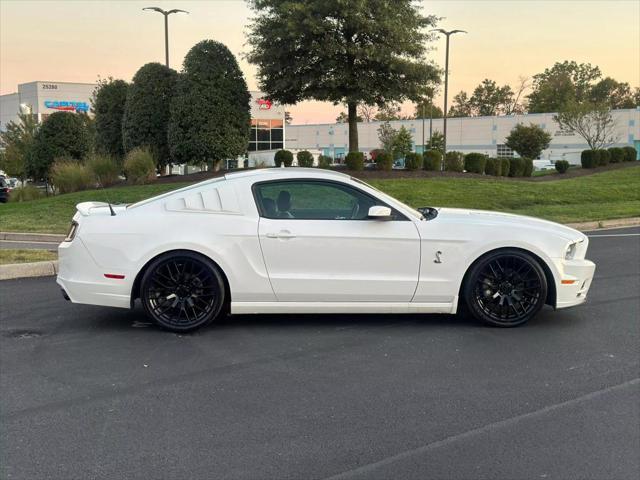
[140,252,225,332]
[463,249,548,327]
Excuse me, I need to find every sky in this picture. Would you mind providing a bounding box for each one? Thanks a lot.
[1,0,639,124]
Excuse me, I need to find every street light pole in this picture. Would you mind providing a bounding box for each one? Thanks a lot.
[432,28,466,169]
[143,7,189,68]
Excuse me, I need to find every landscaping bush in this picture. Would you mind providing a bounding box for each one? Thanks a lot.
[508,157,526,177]
[522,157,534,177]
[500,158,511,176]
[124,147,156,185]
[484,157,501,176]
[296,150,314,167]
[375,152,393,171]
[423,150,442,171]
[274,149,294,167]
[581,149,598,168]
[345,151,365,170]
[598,149,610,166]
[87,153,121,186]
[444,151,464,172]
[317,155,332,169]
[8,185,43,202]
[50,159,94,194]
[608,147,624,163]
[404,152,423,170]
[555,160,570,174]
[622,146,637,162]
[463,153,487,174]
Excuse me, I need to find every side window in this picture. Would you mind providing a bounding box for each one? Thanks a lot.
[255,180,386,220]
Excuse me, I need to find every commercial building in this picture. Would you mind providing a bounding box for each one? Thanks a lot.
[285,108,640,164]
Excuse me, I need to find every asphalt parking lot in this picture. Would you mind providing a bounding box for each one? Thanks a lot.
[1,227,638,480]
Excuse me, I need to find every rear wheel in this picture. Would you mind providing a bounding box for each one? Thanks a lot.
[464,249,547,327]
[140,252,225,332]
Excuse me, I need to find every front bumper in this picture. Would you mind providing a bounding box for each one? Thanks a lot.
[555,258,596,309]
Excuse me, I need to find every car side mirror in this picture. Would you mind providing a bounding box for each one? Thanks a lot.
[368,205,392,220]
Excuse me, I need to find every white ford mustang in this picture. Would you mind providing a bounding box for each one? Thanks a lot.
[57,168,595,332]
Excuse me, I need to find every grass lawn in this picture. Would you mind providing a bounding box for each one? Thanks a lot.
[0,249,58,265]
[0,165,638,233]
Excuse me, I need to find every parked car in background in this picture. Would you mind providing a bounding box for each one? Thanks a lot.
[0,177,10,203]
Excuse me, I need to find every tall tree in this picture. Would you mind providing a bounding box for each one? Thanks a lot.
[123,63,178,169]
[168,40,251,169]
[392,126,413,159]
[554,101,618,150]
[0,113,38,182]
[93,78,129,159]
[377,121,397,153]
[527,61,601,113]
[29,112,90,180]
[589,77,638,109]
[247,0,439,152]
[469,79,514,116]
[504,123,552,159]
[336,111,362,124]
[448,91,473,117]
[358,104,377,122]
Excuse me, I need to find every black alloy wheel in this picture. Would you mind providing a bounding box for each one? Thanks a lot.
[464,249,547,327]
[140,252,225,332]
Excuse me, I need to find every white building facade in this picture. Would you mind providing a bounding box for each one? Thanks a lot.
[285,108,640,164]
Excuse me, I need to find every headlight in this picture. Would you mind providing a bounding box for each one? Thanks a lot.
[565,240,582,260]
[64,221,78,242]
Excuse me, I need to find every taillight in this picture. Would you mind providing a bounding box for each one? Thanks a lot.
[64,221,78,242]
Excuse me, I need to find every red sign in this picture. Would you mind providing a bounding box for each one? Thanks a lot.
[256,98,272,110]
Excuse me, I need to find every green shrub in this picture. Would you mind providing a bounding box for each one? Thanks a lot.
[484,158,501,176]
[423,150,442,171]
[622,146,637,162]
[317,155,332,169]
[296,150,314,167]
[8,185,43,202]
[404,152,423,170]
[581,150,598,168]
[499,158,511,176]
[555,160,570,173]
[124,147,156,185]
[274,149,294,167]
[508,157,526,177]
[345,151,365,170]
[463,153,487,174]
[87,153,121,186]
[375,152,393,171]
[444,151,464,172]
[522,157,534,177]
[50,159,94,194]
[608,147,624,163]
[598,149,610,166]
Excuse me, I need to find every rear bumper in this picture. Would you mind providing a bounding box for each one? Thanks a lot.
[555,259,596,309]
[57,238,131,309]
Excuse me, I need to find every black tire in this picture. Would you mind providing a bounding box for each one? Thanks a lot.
[463,249,547,327]
[140,251,225,332]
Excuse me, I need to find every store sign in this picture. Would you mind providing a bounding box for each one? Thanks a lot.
[44,100,90,113]
[256,98,272,110]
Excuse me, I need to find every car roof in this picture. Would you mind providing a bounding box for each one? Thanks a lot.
[225,167,350,182]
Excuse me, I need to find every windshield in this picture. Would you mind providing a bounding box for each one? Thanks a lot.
[350,177,425,221]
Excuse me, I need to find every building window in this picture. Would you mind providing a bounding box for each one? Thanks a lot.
[497,144,514,158]
[249,117,285,151]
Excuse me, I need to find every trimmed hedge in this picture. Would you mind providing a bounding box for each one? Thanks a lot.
[598,149,610,166]
[464,153,487,174]
[508,157,525,177]
[296,150,314,167]
[608,147,624,163]
[522,157,534,177]
[404,152,423,170]
[622,146,637,162]
[375,151,393,171]
[274,149,294,167]
[317,155,332,169]
[484,157,501,176]
[555,160,570,173]
[444,151,464,172]
[423,150,442,171]
[500,158,511,176]
[346,151,365,170]
[581,150,598,168]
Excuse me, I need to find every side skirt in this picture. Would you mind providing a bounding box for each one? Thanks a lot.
[231,300,457,315]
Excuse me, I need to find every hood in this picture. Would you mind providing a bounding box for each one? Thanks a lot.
[435,207,585,242]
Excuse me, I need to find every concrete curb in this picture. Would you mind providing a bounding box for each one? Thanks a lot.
[566,217,640,232]
[0,232,65,243]
[0,260,58,281]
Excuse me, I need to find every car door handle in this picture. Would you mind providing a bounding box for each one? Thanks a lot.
[266,230,296,239]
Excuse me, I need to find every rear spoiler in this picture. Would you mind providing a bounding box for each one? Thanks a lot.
[76,201,114,216]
